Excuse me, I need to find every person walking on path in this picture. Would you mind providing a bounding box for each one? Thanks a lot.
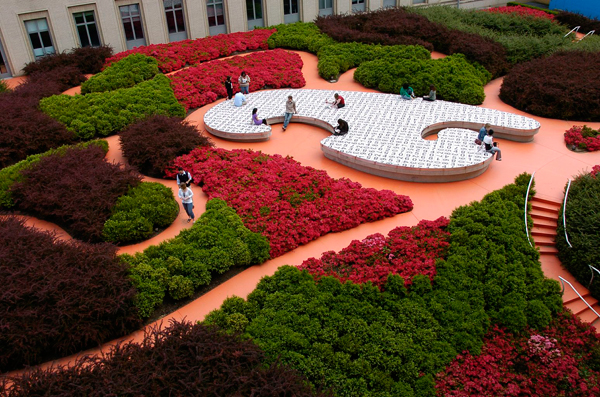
[238,71,250,94]
[400,83,415,100]
[477,123,491,144]
[252,108,268,125]
[224,76,233,100]
[178,182,195,223]
[176,167,193,187]
[283,95,297,131]
[484,129,502,161]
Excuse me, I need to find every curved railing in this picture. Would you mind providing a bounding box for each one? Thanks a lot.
[590,265,600,288]
[524,171,535,247]
[564,26,580,38]
[559,276,600,321]
[562,179,573,248]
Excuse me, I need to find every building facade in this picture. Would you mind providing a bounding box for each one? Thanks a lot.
[0,0,507,78]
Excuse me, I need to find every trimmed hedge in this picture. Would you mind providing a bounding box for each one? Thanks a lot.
[499,51,600,121]
[10,145,141,242]
[119,115,213,178]
[121,198,270,318]
[0,140,108,210]
[39,74,186,139]
[0,217,141,373]
[556,169,600,301]
[22,45,113,75]
[2,320,326,396]
[103,182,179,244]
[81,53,159,94]
[266,22,336,54]
[354,53,491,105]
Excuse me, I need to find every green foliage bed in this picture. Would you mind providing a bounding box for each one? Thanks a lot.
[81,53,159,94]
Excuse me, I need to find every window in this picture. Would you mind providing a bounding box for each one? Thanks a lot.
[164,0,185,34]
[352,0,365,12]
[73,11,101,47]
[319,0,332,9]
[352,0,364,5]
[25,19,55,58]
[120,4,144,42]
[246,0,262,22]
[207,0,225,27]
[283,0,298,15]
[413,0,426,3]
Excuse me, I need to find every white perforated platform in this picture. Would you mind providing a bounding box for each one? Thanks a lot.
[203,89,540,182]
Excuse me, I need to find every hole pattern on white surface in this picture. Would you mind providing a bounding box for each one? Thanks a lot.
[204,89,540,170]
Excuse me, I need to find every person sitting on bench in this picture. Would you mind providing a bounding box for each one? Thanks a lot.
[333,119,349,136]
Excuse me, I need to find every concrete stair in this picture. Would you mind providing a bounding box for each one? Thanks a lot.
[530,196,600,328]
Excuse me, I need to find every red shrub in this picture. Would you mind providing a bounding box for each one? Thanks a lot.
[482,6,556,21]
[10,145,141,242]
[106,29,276,73]
[23,46,113,75]
[300,217,450,289]
[316,8,509,77]
[564,125,600,151]
[120,115,213,177]
[500,51,600,121]
[556,11,600,34]
[169,49,306,110]
[2,320,328,396]
[168,147,413,258]
[435,312,600,396]
[0,217,141,373]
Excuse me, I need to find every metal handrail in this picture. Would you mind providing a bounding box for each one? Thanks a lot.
[562,179,572,248]
[559,276,600,320]
[579,30,595,41]
[590,265,600,288]
[564,26,580,38]
[524,171,535,248]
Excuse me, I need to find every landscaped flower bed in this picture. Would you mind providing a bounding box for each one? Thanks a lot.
[482,5,556,20]
[168,49,305,110]
[500,51,600,121]
[81,53,159,94]
[168,147,413,258]
[435,312,600,396]
[105,29,276,73]
[299,217,450,289]
[0,217,141,373]
[564,125,600,151]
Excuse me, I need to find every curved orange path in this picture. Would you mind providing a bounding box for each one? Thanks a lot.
[4,50,600,376]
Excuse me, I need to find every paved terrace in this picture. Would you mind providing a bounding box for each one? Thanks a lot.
[204,89,540,182]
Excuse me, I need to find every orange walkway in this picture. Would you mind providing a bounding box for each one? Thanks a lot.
[4,50,600,375]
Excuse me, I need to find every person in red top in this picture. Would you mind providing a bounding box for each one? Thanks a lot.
[327,93,345,109]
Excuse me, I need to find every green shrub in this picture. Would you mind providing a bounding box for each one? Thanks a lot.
[103,182,179,244]
[39,74,185,139]
[81,54,159,94]
[267,22,335,53]
[317,43,430,80]
[354,53,491,105]
[0,80,9,94]
[122,198,269,318]
[0,140,108,209]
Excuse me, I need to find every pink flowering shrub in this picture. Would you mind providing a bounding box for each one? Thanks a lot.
[169,49,305,110]
[299,217,450,289]
[564,125,600,151]
[482,5,555,21]
[591,165,600,177]
[105,29,276,73]
[435,312,600,396]
[168,147,413,257]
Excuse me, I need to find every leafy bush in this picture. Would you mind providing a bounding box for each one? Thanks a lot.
[103,182,179,244]
[120,115,213,178]
[354,53,491,105]
[0,140,108,210]
[316,8,509,77]
[10,145,141,242]
[0,217,140,373]
[2,320,325,396]
[121,198,270,317]
[555,10,600,33]
[169,49,305,110]
[500,51,600,121]
[564,125,600,151]
[556,169,600,301]
[81,53,159,94]
[0,80,8,94]
[40,74,186,139]
[266,22,336,53]
[106,29,276,73]
[169,147,413,258]
[22,45,113,75]
[317,42,430,80]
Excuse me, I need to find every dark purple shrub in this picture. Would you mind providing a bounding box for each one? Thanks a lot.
[120,115,213,178]
[2,320,329,396]
[316,8,509,77]
[10,145,141,242]
[0,217,141,373]
[555,11,600,34]
[22,45,113,75]
[500,51,600,121]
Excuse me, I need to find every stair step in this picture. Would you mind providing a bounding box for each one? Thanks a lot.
[564,291,594,305]
[534,239,555,247]
[531,196,562,207]
[576,307,600,325]
[565,296,598,315]
[531,228,556,237]
[539,246,559,254]
[531,218,558,228]
[531,202,560,214]
[530,210,558,222]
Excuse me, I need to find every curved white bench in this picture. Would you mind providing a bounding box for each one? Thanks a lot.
[204,89,540,182]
